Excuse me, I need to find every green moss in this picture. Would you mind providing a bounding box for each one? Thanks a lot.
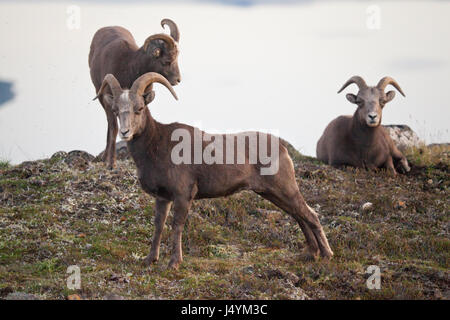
[0,159,10,169]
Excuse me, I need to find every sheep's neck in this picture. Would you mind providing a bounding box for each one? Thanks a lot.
[128,110,159,166]
[129,49,152,81]
[351,116,378,148]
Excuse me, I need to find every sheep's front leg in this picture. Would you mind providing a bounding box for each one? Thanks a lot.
[392,146,410,173]
[168,197,193,270]
[144,198,172,266]
[385,156,398,176]
[102,102,118,169]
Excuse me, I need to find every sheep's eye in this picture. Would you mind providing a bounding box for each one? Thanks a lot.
[135,106,144,114]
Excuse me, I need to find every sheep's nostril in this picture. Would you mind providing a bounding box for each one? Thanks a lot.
[369,114,377,120]
[121,129,129,135]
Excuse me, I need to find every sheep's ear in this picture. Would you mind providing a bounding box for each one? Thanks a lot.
[385,90,396,103]
[346,93,358,104]
[144,40,161,58]
[143,84,155,105]
[152,47,161,58]
[144,91,155,105]
[103,94,114,106]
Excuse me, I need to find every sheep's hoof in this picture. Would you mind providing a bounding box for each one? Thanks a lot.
[107,163,116,170]
[320,249,334,261]
[168,258,181,270]
[403,162,411,172]
[143,255,158,267]
[300,248,319,262]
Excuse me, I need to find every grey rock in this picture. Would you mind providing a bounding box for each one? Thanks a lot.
[282,281,310,300]
[64,150,95,169]
[242,266,255,275]
[67,150,95,162]
[383,125,424,151]
[361,202,374,212]
[51,151,68,160]
[103,293,125,300]
[5,292,39,300]
[97,141,131,161]
[427,143,449,148]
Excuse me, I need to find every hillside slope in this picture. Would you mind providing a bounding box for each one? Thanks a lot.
[0,145,448,299]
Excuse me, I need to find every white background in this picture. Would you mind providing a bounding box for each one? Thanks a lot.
[0,0,449,163]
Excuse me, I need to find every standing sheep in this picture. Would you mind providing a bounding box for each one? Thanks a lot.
[316,76,410,175]
[89,19,181,169]
[95,72,334,270]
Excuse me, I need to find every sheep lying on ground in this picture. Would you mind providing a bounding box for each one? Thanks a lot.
[89,19,181,169]
[95,72,333,269]
[316,76,410,175]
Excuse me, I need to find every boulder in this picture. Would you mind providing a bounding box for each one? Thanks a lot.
[63,150,95,170]
[4,292,39,300]
[383,125,424,151]
[97,141,131,161]
[67,150,95,162]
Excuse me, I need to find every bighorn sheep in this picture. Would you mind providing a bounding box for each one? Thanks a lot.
[316,76,410,175]
[89,19,181,169]
[95,72,333,270]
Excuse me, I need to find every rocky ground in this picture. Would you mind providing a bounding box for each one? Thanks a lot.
[0,144,448,300]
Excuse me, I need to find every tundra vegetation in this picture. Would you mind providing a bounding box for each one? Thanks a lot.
[0,144,448,299]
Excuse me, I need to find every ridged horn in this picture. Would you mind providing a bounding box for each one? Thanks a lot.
[161,18,180,42]
[143,33,176,52]
[93,74,122,100]
[377,76,405,97]
[131,72,178,101]
[337,76,368,93]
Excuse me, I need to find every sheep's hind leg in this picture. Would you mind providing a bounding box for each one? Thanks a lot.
[168,197,194,270]
[292,194,333,259]
[144,198,172,266]
[258,187,333,260]
[256,189,320,260]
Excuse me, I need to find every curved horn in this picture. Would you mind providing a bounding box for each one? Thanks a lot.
[161,18,180,42]
[131,72,178,101]
[377,76,405,97]
[143,33,176,52]
[93,74,122,100]
[337,76,368,93]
